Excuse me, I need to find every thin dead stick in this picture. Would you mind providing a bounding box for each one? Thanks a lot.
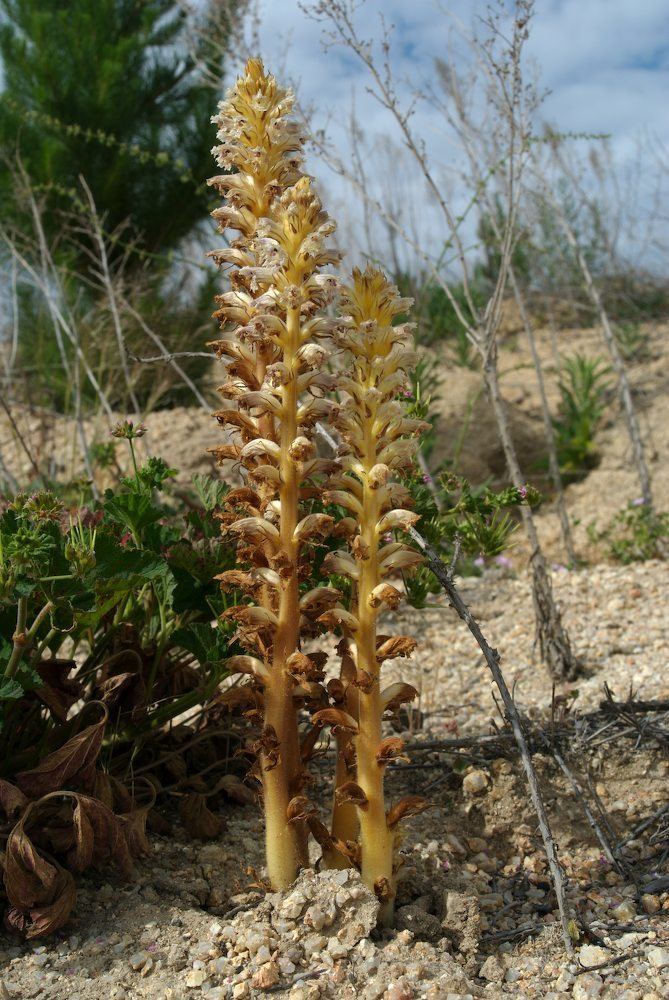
[407,524,574,955]
[508,266,576,565]
[121,299,211,410]
[0,397,42,482]
[129,350,216,364]
[538,727,621,873]
[79,176,142,418]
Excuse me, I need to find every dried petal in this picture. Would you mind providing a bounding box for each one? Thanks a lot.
[311,708,359,734]
[293,513,334,542]
[317,608,359,632]
[376,736,408,765]
[334,782,368,808]
[377,509,421,533]
[386,795,429,829]
[226,655,271,683]
[369,583,402,610]
[380,682,419,713]
[376,636,417,662]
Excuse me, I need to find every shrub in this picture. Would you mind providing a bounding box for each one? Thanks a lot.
[553,354,611,479]
[589,500,669,563]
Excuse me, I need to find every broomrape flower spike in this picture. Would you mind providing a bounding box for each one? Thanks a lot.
[207,59,341,890]
[315,266,429,925]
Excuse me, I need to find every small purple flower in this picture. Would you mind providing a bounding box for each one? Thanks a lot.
[383,532,393,542]
[403,389,413,398]
[495,554,512,569]
[422,474,433,484]
[631,497,646,506]
[552,562,567,573]
[473,555,485,568]
[518,485,528,499]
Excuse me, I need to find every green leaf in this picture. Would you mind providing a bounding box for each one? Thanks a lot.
[192,474,228,512]
[0,678,24,701]
[103,492,163,536]
[93,535,170,592]
[171,623,229,668]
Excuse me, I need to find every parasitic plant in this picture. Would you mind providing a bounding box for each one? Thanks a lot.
[207,59,341,890]
[315,266,428,925]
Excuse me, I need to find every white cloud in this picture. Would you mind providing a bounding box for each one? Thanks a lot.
[241,0,669,271]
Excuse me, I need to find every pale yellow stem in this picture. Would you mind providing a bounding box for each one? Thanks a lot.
[262,303,309,888]
[355,409,396,926]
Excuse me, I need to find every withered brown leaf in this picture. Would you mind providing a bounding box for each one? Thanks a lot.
[212,774,256,806]
[0,779,28,824]
[16,705,107,798]
[68,794,133,876]
[179,793,224,839]
[5,863,76,939]
[34,659,81,722]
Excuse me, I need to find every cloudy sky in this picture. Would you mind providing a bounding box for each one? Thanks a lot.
[236,0,669,271]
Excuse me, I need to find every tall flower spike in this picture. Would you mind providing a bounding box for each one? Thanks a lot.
[208,59,340,890]
[316,266,429,925]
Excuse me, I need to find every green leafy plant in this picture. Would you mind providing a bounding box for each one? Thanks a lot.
[553,354,611,479]
[0,0,236,259]
[0,431,247,936]
[400,473,537,608]
[588,500,669,564]
[614,321,650,362]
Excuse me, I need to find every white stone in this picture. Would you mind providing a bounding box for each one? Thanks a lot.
[462,770,488,795]
[305,905,327,931]
[578,945,609,967]
[327,939,348,960]
[611,900,636,921]
[572,974,603,999]
[478,955,503,982]
[555,968,574,991]
[186,969,207,988]
[281,893,306,919]
[647,947,669,969]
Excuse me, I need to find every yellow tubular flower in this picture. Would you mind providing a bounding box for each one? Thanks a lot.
[315,266,429,925]
[208,59,340,890]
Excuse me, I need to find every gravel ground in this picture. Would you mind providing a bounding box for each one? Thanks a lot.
[388,559,669,724]
[3,559,669,1000]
